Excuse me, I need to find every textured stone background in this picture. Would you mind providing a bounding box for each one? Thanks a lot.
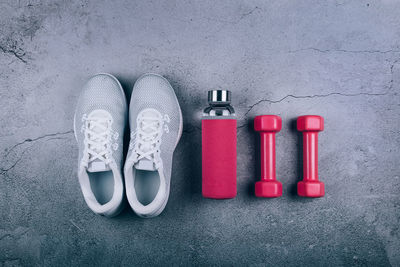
[1,0,399,266]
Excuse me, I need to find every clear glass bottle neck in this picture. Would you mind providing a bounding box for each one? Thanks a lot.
[203,104,235,116]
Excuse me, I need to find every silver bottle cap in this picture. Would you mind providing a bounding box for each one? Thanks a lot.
[208,90,231,104]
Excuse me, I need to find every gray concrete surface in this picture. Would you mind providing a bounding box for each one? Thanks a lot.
[1,0,399,266]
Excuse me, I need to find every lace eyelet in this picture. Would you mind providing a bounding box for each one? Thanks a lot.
[164,114,170,123]
[164,125,169,133]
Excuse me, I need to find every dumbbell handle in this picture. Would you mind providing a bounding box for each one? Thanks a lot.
[260,132,276,181]
[303,132,319,181]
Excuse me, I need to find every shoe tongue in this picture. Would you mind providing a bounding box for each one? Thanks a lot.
[135,159,156,171]
[87,159,111,172]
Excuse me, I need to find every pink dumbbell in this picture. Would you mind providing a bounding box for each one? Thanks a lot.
[254,115,283,198]
[297,115,325,197]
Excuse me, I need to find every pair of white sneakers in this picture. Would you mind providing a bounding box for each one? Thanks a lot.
[73,73,183,217]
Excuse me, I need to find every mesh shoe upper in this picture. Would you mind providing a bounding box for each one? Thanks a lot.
[75,74,127,168]
[124,73,182,217]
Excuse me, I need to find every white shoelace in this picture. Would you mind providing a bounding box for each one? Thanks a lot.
[81,111,118,168]
[129,108,170,169]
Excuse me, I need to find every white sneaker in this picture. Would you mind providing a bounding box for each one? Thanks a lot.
[124,73,183,218]
[74,73,127,217]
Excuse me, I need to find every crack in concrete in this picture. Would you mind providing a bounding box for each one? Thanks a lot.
[1,147,31,173]
[214,6,261,24]
[0,45,27,63]
[289,47,400,54]
[388,58,400,91]
[1,130,74,173]
[183,49,399,134]
[242,91,388,118]
[236,6,261,23]
[4,130,74,158]
[172,6,261,25]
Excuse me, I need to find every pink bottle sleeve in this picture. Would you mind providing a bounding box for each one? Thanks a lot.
[202,118,237,199]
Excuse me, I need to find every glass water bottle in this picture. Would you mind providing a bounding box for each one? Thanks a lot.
[201,90,237,199]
